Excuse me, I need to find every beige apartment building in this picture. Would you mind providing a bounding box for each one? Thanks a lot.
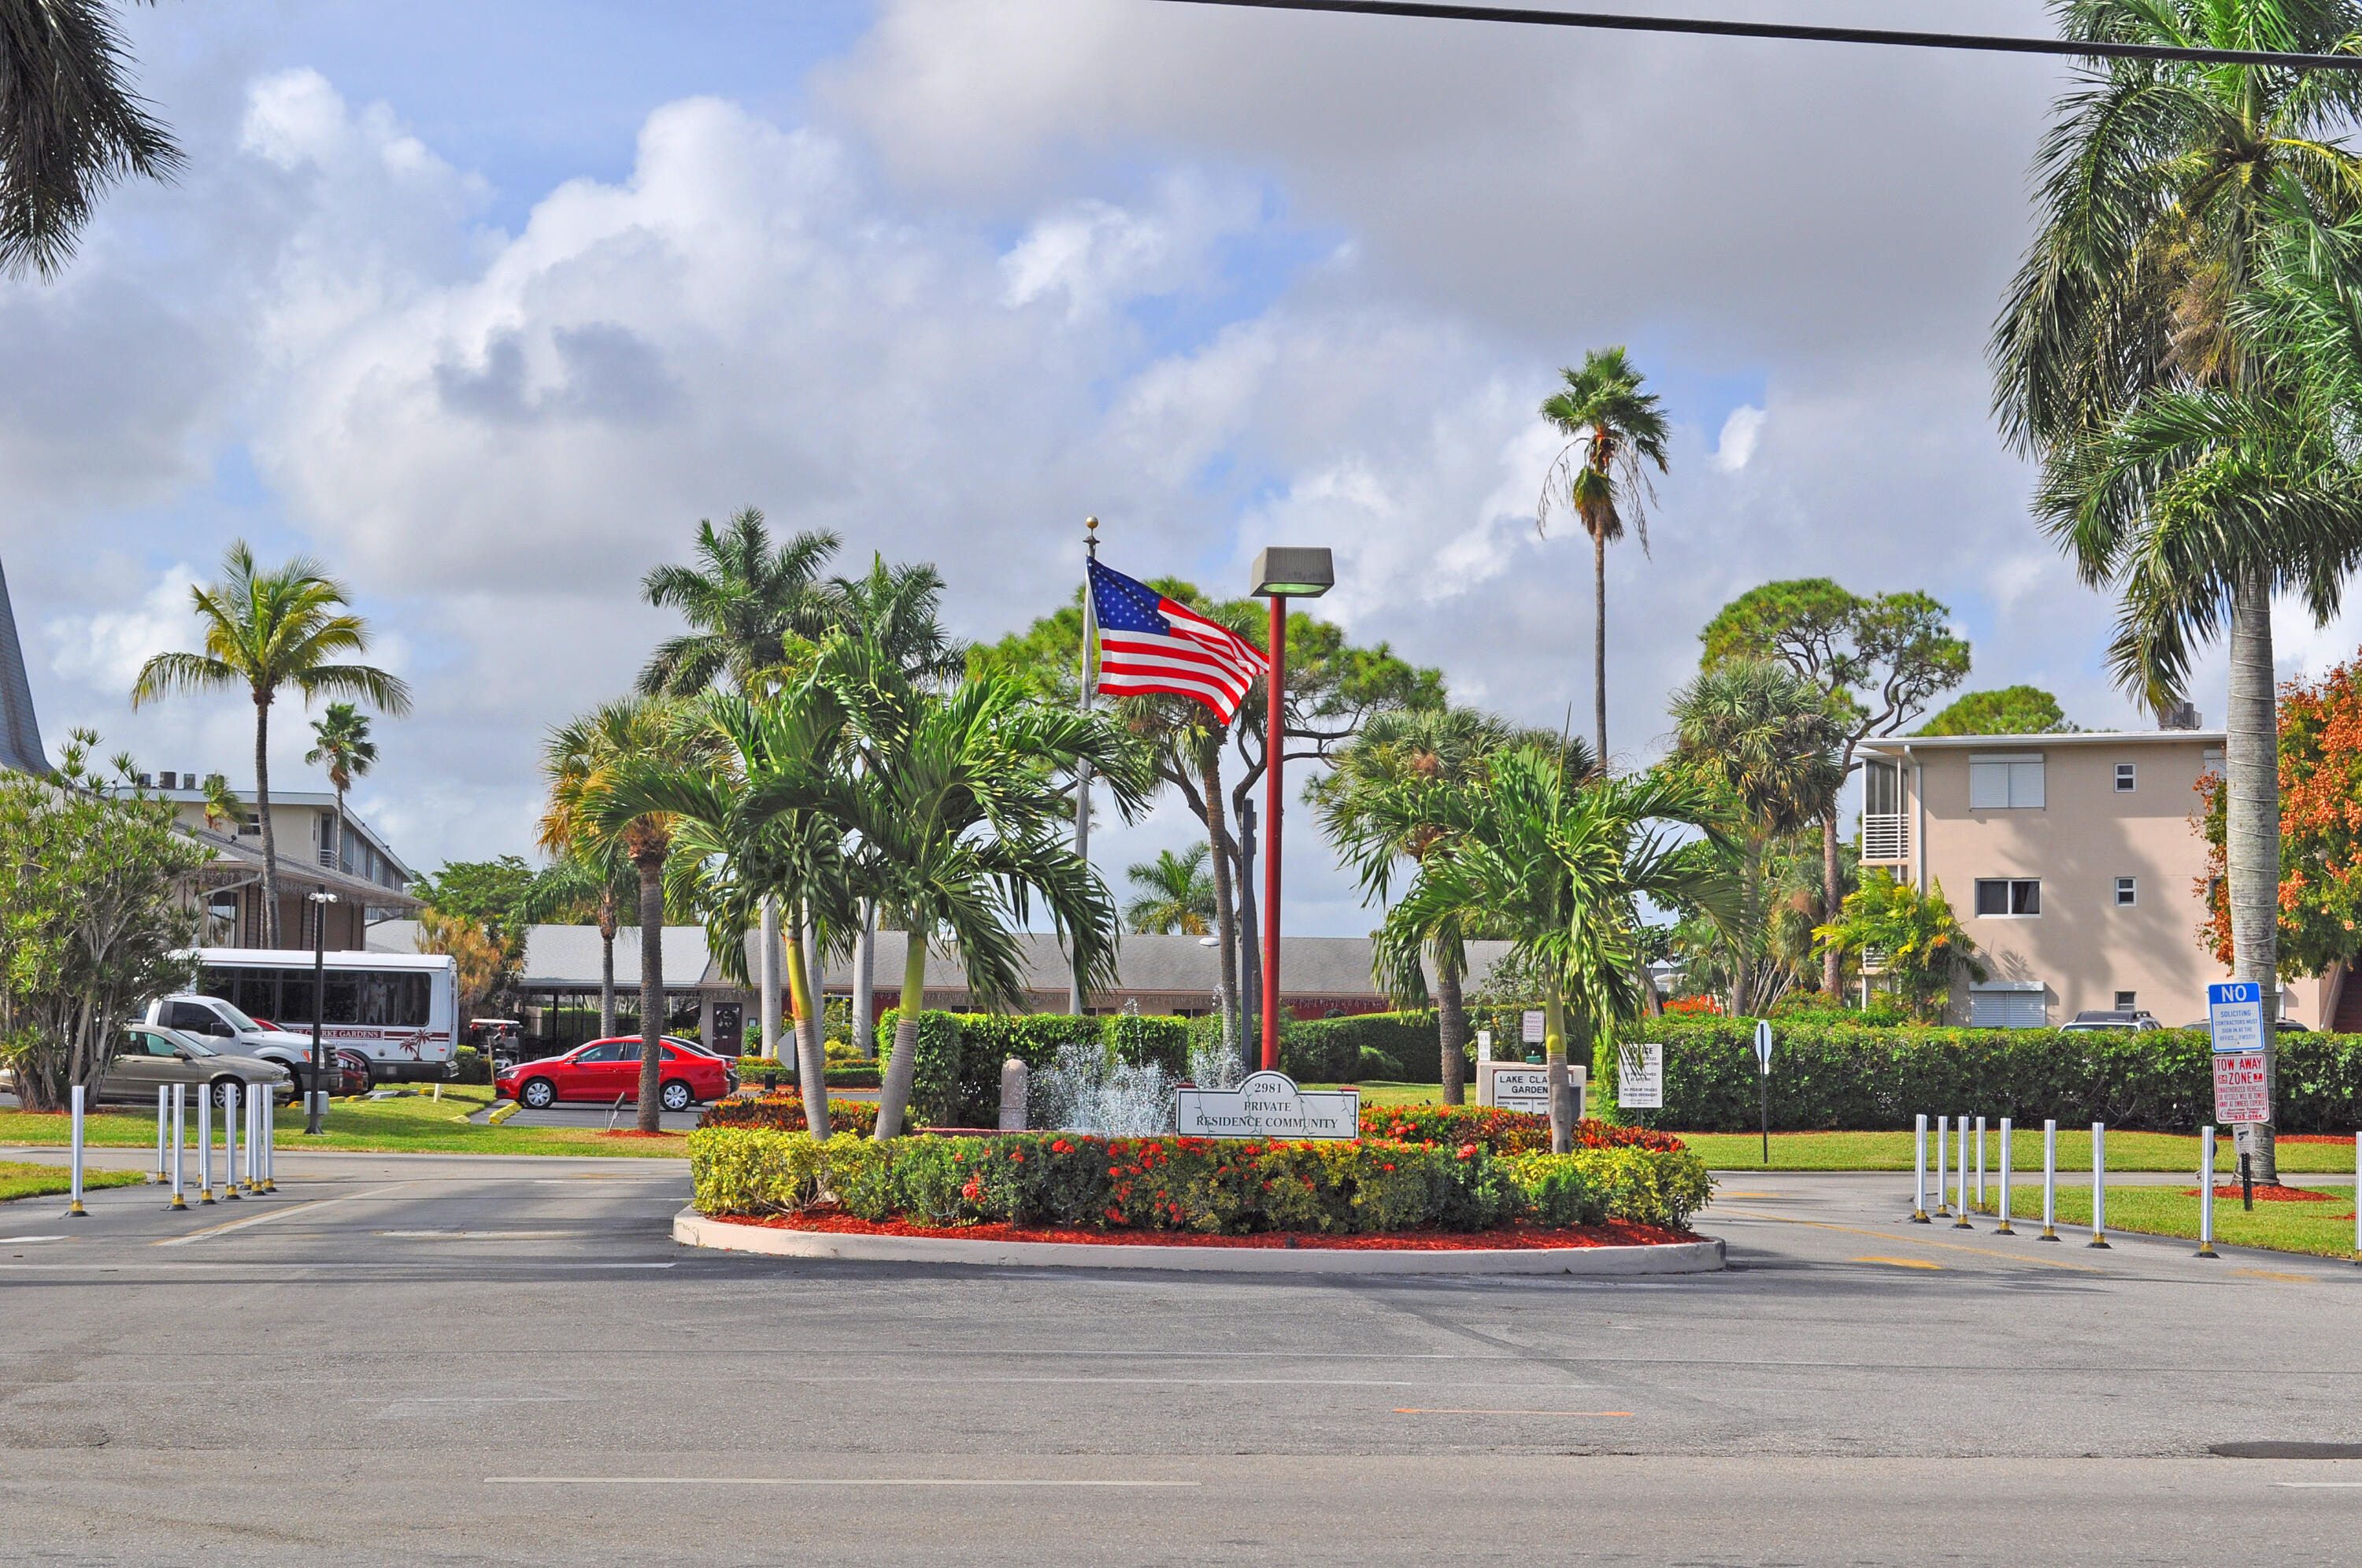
[1851,729,2308,1029]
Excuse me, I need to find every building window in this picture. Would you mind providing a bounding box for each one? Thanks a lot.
[2116,763,2136,793]
[1969,983,2049,1028]
[1969,754,2045,809]
[240,812,261,837]
[2115,876,2137,906]
[2115,990,2138,1009]
[1974,878,2041,916]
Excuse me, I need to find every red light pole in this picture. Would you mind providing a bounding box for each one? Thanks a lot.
[1250,547,1334,1073]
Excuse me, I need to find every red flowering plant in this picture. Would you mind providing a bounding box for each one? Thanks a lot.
[698,1095,881,1137]
[1363,1105,1686,1156]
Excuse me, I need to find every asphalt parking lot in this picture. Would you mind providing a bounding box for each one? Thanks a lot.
[5,1150,2361,1566]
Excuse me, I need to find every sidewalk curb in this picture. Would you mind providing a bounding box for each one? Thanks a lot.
[672,1209,1726,1275]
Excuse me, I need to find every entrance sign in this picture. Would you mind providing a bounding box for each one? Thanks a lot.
[1478,1061,1586,1119]
[1521,1010,1545,1046]
[1618,1044,1663,1110]
[1175,1071,1358,1141]
[2212,1052,2271,1125]
[2208,982,2265,1056]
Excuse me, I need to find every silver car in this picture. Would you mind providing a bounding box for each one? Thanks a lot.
[98,1024,293,1109]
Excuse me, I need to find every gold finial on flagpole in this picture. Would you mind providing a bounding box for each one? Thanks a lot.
[1085,515,1099,560]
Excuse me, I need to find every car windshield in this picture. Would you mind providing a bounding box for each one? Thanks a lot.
[211,999,265,1033]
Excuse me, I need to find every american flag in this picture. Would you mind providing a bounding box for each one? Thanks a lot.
[1089,558,1268,722]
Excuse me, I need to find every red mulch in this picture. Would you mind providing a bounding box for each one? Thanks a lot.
[2267,1135,2358,1145]
[2179,1183,2337,1202]
[598,1130,684,1140]
[709,1211,1693,1251]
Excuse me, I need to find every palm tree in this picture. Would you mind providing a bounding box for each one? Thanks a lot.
[303,703,376,877]
[1379,745,1730,1152]
[1315,706,1537,1104]
[2,0,182,279]
[1123,845,1216,935]
[131,543,411,946]
[638,507,841,697]
[1991,0,2362,1177]
[840,652,1150,1138]
[516,847,641,1040]
[538,697,708,1133]
[1538,347,1670,763]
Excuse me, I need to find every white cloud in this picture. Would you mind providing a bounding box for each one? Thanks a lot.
[1711,405,1766,472]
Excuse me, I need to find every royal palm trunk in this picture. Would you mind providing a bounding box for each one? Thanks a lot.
[254,692,282,946]
[852,900,876,1060]
[1435,948,1468,1106]
[2227,571,2281,1182]
[1204,752,1242,1066]
[783,913,828,1137]
[1543,980,1572,1155]
[875,936,930,1139]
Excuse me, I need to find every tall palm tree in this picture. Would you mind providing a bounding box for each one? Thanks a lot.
[1380,745,1729,1152]
[1538,347,1671,764]
[1669,660,1847,1016]
[131,543,411,946]
[1316,706,1538,1104]
[638,507,841,697]
[303,702,375,876]
[2,0,182,279]
[839,652,1150,1138]
[538,697,708,1133]
[1991,0,2362,1177]
[1123,845,1216,935]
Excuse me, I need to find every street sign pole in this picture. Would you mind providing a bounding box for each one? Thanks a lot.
[1753,1019,1773,1164]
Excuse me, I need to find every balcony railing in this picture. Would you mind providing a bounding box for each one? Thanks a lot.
[1861,813,1908,863]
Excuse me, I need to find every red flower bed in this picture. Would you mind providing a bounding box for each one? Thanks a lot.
[2179,1183,2338,1201]
[1362,1105,1686,1156]
[715,1209,1693,1250]
[2266,1134,2360,1145]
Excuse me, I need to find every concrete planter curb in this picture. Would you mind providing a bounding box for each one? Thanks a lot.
[673,1209,1725,1275]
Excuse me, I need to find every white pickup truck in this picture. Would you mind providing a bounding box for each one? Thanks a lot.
[139,995,342,1095]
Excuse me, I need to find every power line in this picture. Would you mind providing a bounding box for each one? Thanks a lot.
[1153,0,2362,71]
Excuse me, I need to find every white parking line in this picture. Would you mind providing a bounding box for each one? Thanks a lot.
[0,1235,68,1244]
[485,1477,1201,1488]
[154,1184,413,1246]
[2272,1481,2362,1488]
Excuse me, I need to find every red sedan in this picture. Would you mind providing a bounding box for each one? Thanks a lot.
[498,1036,736,1113]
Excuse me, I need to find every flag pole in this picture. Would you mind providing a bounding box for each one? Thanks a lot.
[1071,516,1099,1017]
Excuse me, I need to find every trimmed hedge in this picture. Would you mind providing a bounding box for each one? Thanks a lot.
[698,1095,882,1137]
[874,1010,1190,1128]
[731,1058,883,1088]
[1594,1018,2362,1133]
[1278,1008,1590,1084]
[687,1126,1713,1233]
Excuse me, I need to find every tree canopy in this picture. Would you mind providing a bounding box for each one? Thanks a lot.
[1917,686,2075,737]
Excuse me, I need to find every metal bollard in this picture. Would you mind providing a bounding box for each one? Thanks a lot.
[1995,1118,2014,1235]
[2089,1121,2110,1248]
[2197,1123,2218,1259]
[1975,1114,1986,1205]
[198,1092,214,1205]
[156,1088,169,1184]
[222,1082,242,1200]
[1911,1113,1930,1222]
[1934,1114,1950,1215]
[261,1089,276,1193]
[245,1089,261,1195]
[2040,1119,2058,1241]
[169,1085,187,1211]
[67,1085,87,1217]
[1953,1115,1972,1229]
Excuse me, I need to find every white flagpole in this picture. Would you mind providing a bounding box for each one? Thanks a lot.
[1072,516,1100,1017]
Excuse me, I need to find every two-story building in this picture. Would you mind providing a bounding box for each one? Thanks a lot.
[1854,729,2274,1028]
[142,772,421,948]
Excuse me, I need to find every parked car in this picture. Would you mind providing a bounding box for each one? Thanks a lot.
[139,994,347,1097]
[496,1036,737,1112]
[2060,1010,2167,1032]
[94,1024,294,1108]
[2178,1016,2312,1034]
[329,1048,373,1096]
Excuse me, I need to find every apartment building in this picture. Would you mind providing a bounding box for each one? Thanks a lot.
[1854,730,2271,1028]
[145,774,421,947]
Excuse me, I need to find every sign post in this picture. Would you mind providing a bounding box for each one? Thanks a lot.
[1753,1019,1773,1164]
[2208,981,2271,1132]
[1617,1042,1663,1111]
[1520,1010,1544,1060]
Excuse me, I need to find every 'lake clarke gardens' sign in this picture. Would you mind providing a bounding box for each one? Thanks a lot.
[1175,1072,1360,1141]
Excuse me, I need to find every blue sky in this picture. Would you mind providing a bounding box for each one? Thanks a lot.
[2,0,2325,938]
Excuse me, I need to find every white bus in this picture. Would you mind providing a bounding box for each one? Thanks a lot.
[191,948,459,1083]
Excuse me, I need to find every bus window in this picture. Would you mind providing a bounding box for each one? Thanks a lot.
[359,973,429,1028]
[320,973,360,1026]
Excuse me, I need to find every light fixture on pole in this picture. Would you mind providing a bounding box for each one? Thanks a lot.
[304,889,338,1135]
[1249,546,1334,1072]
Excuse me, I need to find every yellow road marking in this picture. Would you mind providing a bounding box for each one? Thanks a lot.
[1729,1212,2105,1271]
[1853,1256,1942,1270]
[2231,1268,2315,1283]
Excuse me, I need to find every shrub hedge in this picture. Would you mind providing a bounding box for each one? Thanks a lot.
[698,1095,883,1137]
[1361,1105,1687,1155]
[687,1126,1712,1233]
[1277,1008,1591,1084]
[1594,1017,2362,1133]
[871,1010,1191,1127]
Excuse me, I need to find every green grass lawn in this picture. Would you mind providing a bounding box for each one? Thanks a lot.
[1682,1128,2356,1174]
[0,1159,147,1204]
[0,1085,687,1159]
[1968,1182,2361,1260]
